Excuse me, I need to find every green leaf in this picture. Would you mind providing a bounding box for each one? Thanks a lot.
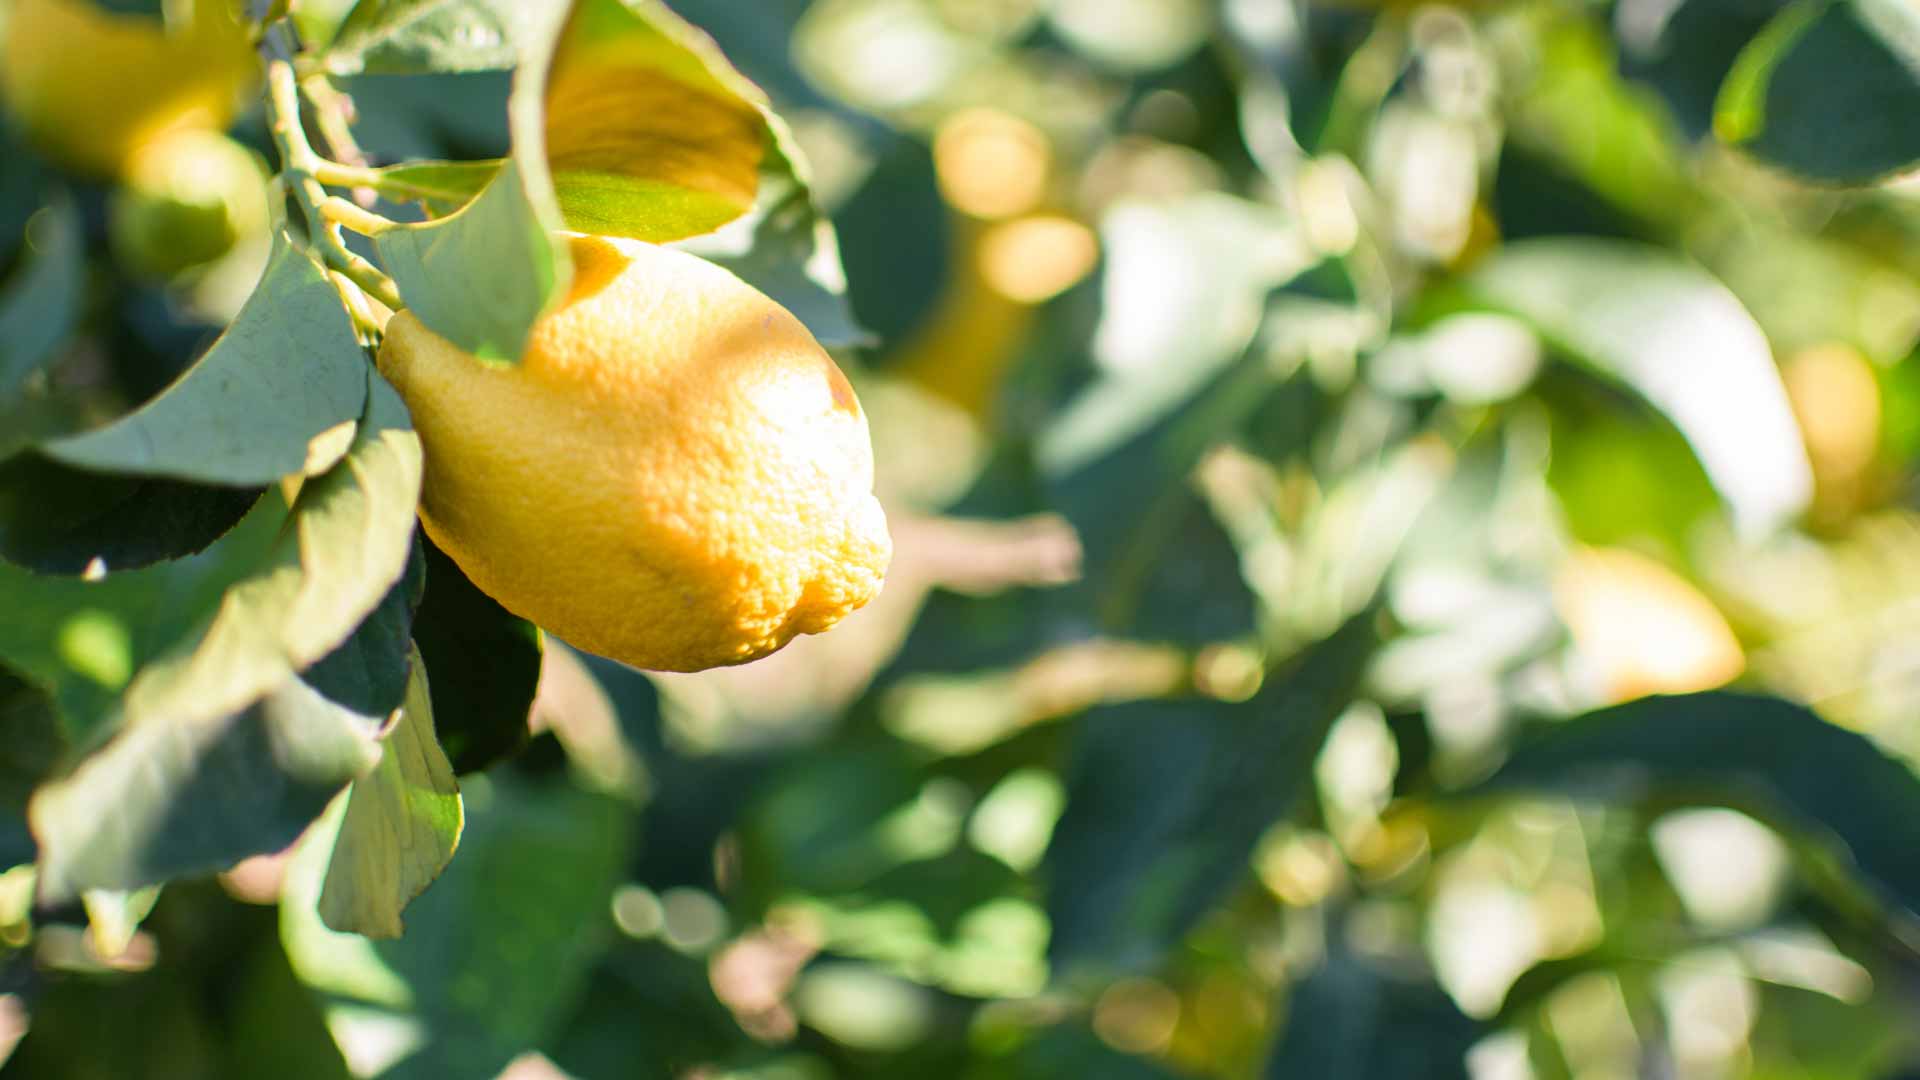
[1716,0,1920,183]
[283,768,631,1076]
[411,534,541,774]
[369,158,502,216]
[0,453,263,575]
[43,234,370,485]
[28,673,384,902]
[1454,237,1812,536]
[121,372,422,730]
[1473,692,1920,927]
[319,648,463,939]
[542,0,769,243]
[0,665,65,867]
[1267,932,1480,1079]
[0,492,288,741]
[377,157,564,362]
[995,1026,1187,1080]
[1044,614,1378,972]
[0,198,83,406]
[304,541,426,720]
[323,0,544,75]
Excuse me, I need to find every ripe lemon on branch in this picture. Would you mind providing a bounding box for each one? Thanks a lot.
[1,0,257,179]
[376,234,892,673]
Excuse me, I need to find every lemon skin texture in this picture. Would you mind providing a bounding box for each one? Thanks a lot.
[1,0,257,179]
[376,235,892,673]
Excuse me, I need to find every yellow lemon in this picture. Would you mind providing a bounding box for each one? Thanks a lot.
[1,0,257,179]
[376,234,892,673]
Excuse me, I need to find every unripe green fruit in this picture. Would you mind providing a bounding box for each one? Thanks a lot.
[108,130,269,279]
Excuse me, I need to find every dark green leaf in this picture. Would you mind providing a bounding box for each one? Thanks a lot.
[994,1026,1188,1080]
[303,539,426,720]
[543,941,752,1080]
[283,768,631,1076]
[43,234,370,486]
[1716,0,1920,183]
[0,453,263,575]
[1474,692,1920,926]
[1044,614,1378,972]
[0,198,83,415]
[1267,932,1479,1080]
[411,533,541,774]
[0,664,64,867]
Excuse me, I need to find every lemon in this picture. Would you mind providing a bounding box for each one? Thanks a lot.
[1,0,257,179]
[376,234,892,673]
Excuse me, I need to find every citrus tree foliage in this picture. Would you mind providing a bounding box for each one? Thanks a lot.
[4,0,1920,1077]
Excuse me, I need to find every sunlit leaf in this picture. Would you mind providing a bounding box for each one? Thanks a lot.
[44,235,369,485]
[319,648,462,939]
[1454,237,1812,536]
[543,0,768,243]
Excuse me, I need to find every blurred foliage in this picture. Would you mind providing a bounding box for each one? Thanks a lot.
[7,0,1920,1078]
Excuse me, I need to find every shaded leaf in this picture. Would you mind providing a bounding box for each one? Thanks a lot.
[0,453,262,575]
[0,665,64,867]
[1267,932,1479,1080]
[320,649,462,938]
[0,491,288,741]
[0,198,83,415]
[121,372,423,730]
[543,941,753,1080]
[29,673,383,902]
[43,234,369,486]
[1044,614,1379,972]
[1716,0,1920,183]
[1454,237,1811,536]
[283,768,631,1076]
[994,1026,1187,1080]
[411,532,541,774]
[1473,692,1920,926]
[304,541,426,721]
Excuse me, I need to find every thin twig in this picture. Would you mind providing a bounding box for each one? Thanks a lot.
[265,60,403,311]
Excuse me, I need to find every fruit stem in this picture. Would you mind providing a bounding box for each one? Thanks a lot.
[265,59,404,312]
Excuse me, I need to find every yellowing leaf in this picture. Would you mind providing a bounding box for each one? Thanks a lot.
[319,647,462,939]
